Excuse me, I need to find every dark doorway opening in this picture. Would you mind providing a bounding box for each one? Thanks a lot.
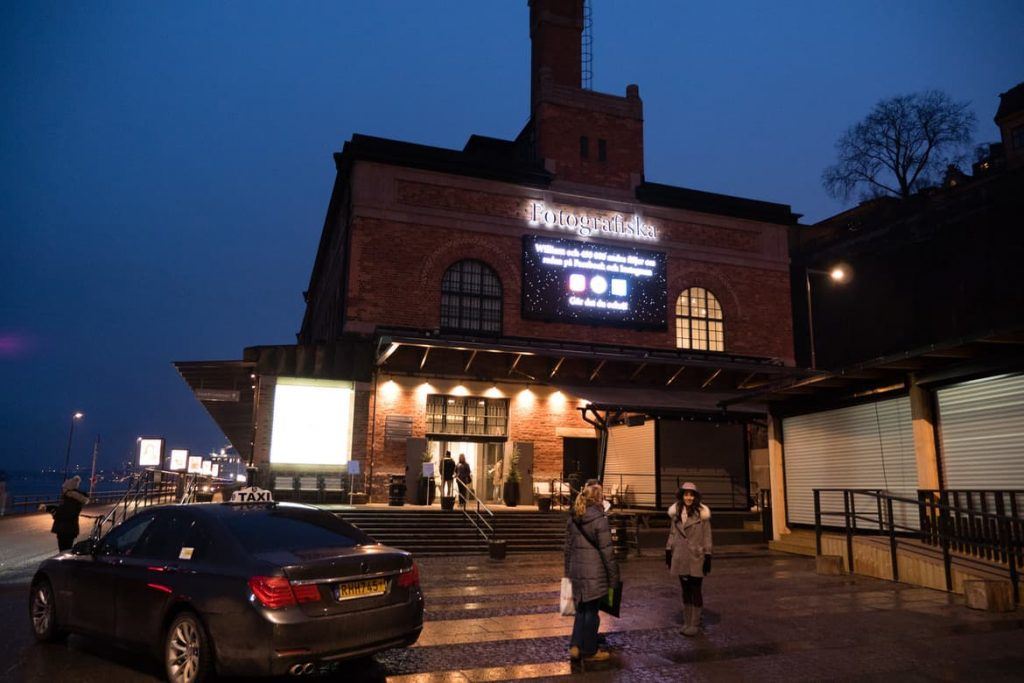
[562,437,599,490]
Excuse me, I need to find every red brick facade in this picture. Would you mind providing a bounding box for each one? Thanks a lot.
[340,165,794,362]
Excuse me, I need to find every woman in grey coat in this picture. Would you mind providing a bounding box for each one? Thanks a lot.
[564,480,619,662]
[666,481,712,636]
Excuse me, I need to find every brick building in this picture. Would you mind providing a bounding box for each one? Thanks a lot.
[176,0,805,507]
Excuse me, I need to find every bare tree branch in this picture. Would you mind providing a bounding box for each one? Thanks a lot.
[821,90,975,202]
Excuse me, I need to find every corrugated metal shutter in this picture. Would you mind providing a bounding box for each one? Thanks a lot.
[937,374,1024,490]
[604,421,656,507]
[783,397,918,529]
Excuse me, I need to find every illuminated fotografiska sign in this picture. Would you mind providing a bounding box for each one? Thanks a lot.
[522,235,667,329]
[527,201,658,243]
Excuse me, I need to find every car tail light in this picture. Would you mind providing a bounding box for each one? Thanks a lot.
[291,583,321,604]
[249,576,323,609]
[397,563,419,589]
[249,576,295,609]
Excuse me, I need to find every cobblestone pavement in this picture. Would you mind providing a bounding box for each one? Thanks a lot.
[3,547,1023,681]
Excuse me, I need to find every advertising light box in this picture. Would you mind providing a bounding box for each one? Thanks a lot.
[169,449,189,471]
[269,378,354,466]
[187,456,204,474]
[201,460,213,476]
[522,235,667,329]
[138,438,164,467]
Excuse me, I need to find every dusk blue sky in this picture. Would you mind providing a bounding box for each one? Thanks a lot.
[2,1,1022,472]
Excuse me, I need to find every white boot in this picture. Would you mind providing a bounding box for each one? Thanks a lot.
[682,606,700,636]
[679,605,692,636]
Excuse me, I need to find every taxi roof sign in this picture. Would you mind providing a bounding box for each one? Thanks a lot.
[230,487,274,504]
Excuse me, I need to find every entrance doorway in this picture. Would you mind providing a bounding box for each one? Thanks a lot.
[427,440,506,504]
[562,437,599,491]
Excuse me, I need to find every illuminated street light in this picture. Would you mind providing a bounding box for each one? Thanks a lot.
[62,411,84,481]
[806,266,851,370]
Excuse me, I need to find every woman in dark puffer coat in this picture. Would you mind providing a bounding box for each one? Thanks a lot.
[564,480,619,662]
[52,475,89,551]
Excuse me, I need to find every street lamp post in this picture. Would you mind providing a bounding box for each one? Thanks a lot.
[805,266,848,370]
[62,412,84,481]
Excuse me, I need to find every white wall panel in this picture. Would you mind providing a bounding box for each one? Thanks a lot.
[938,374,1024,490]
[784,397,918,528]
[604,421,656,506]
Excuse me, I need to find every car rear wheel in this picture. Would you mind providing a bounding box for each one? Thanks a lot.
[164,611,213,683]
[29,578,66,642]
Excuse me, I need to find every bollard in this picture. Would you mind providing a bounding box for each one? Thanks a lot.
[488,539,507,560]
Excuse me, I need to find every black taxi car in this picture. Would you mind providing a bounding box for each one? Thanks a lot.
[29,500,423,682]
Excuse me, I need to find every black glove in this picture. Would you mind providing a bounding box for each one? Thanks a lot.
[703,554,712,575]
[665,549,672,567]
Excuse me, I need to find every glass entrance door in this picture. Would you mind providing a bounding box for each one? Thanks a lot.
[427,440,505,504]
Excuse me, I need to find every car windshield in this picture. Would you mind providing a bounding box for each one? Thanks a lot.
[221,507,371,555]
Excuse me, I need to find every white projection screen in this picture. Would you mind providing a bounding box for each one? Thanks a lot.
[269,378,355,466]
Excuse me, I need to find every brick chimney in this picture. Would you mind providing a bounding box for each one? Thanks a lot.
[528,0,644,193]
[530,0,584,105]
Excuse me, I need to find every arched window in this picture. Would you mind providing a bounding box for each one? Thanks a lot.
[675,288,724,352]
[440,260,502,335]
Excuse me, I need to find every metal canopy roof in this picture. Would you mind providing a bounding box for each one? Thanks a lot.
[375,330,809,413]
[718,328,1024,413]
[173,360,257,461]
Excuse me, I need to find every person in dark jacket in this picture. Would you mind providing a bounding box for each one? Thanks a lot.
[52,475,89,551]
[455,454,472,509]
[666,481,713,636]
[440,451,456,498]
[564,480,619,662]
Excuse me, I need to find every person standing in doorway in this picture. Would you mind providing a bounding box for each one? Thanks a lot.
[455,454,472,509]
[441,451,456,498]
[666,482,713,637]
[488,455,504,503]
[52,475,89,552]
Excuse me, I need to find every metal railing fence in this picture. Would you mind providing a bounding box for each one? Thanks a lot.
[813,487,1022,603]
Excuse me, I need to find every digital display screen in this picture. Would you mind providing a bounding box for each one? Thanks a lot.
[138,438,163,467]
[169,449,189,471]
[522,235,667,328]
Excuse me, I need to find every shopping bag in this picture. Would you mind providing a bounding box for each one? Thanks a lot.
[559,578,576,616]
[599,580,623,618]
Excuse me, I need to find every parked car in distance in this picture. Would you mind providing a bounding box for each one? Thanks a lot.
[29,500,423,682]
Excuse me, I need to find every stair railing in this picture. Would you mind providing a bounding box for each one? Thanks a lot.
[91,470,179,540]
[813,487,1022,603]
[458,482,495,542]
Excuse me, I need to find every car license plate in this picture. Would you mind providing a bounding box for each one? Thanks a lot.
[334,578,389,602]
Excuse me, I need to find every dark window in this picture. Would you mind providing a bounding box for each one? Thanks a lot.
[675,287,724,352]
[133,512,194,560]
[222,508,371,555]
[580,135,589,159]
[1013,126,1024,150]
[425,394,509,437]
[597,138,607,162]
[440,260,502,335]
[98,512,157,557]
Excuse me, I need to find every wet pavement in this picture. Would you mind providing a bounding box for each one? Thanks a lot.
[2,547,1023,681]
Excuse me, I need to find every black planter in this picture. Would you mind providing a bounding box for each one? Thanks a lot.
[503,481,520,507]
[440,495,456,510]
[388,475,406,506]
[537,497,552,512]
[417,477,436,505]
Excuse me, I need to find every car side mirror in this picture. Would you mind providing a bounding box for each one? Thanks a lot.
[72,538,97,556]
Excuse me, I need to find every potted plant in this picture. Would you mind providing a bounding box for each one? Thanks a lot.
[417,448,436,505]
[503,445,521,507]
